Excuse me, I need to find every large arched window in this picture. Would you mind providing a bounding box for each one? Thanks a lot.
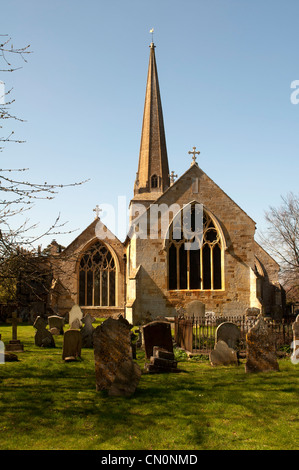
[168,205,223,290]
[78,241,116,307]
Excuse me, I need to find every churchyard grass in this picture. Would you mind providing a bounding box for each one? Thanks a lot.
[0,324,298,450]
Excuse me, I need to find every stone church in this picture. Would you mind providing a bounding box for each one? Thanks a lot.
[48,41,284,324]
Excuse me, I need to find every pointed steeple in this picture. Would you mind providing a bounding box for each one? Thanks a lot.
[133,42,170,198]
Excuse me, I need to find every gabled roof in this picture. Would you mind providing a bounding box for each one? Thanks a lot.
[125,162,256,246]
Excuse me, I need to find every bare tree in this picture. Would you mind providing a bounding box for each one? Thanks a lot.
[260,192,299,303]
[0,35,87,308]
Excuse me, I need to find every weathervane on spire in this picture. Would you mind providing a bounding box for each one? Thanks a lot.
[150,28,154,44]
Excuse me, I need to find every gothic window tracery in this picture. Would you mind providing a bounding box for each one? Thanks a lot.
[78,241,116,307]
[168,206,223,290]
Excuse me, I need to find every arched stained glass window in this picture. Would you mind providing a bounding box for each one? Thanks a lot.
[168,206,223,290]
[79,241,116,306]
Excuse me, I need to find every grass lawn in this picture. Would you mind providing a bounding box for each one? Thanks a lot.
[0,323,298,451]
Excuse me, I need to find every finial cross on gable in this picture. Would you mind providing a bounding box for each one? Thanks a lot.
[188,146,200,165]
[169,171,178,185]
[93,205,102,219]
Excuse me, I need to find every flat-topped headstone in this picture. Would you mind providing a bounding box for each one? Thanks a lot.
[68,304,83,329]
[142,321,173,359]
[93,317,141,396]
[216,322,241,350]
[81,313,95,348]
[186,300,205,319]
[34,316,55,348]
[62,329,82,361]
[245,314,279,373]
[48,315,64,335]
[209,340,238,366]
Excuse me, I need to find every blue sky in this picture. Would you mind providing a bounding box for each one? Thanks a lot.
[1,0,299,247]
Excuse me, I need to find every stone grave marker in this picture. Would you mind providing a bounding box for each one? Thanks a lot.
[142,321,173,359]
[93,317,141,397]
[209,340,238,366]
[62,329,82,361]
[245,314,279,373]
[81,313,95,348]
[68,304,83,329]
[5,312,24,352]
[48,315,64,335]
[145,346,178,373]
[186,300,205,319]
[34,316,55,348]
[216,322,241,350]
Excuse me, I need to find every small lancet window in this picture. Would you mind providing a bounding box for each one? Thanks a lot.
[151,174,158,188]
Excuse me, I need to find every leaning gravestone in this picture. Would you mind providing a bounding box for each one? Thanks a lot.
[68,304,83,329]
[62,329,82,361]
[81,313,95,348]
[245,314,279,373]
[48,315,64,335]
[209,340,238,366]
[216,322,241,350]
[34,316,55,348]
[186,300,205,319]
[93,317,141,397]
[142,321,173,359]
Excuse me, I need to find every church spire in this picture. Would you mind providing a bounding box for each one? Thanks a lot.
[134,42,170,197]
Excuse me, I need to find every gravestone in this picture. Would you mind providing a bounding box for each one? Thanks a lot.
[291,314,299,364]
[68,304,83,329]
[81,313,95,348]
[245,314,279,373]
[145,346,178,373]
[62,329,82,361]
[5,312,24,352]
[93,317,141,396]
[142,321,173,359]
[34,316,55,348]
[186,300,205,319]
[216,322,241,350]
[48,315,64,335]
[209,340,238,366]
[70,318,81,330]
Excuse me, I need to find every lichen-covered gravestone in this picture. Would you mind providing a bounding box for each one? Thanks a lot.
[93,317,141,397]
[245,315,279,373]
